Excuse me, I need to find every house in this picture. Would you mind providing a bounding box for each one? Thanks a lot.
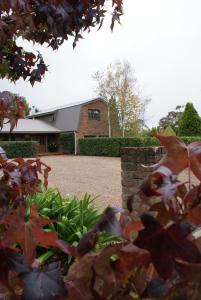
[0,119,61,153]
[0,98,109,153]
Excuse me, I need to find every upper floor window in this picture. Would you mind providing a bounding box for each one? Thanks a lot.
[88,109,100,120]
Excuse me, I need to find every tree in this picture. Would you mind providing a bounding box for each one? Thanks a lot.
[146,126,158,137]
[160,126,176,136]
[178,102,201,136]
[92,70,114,137]
[0,0,123,85]
[1,91,39,116]
[158,105,183,133]
[93,60,148,137]
[14,94,31,116]
[109,97,121,136]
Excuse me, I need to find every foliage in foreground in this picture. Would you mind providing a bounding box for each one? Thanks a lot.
[1,135,201,299]
[0,0,123,85]
[26,190,120,265]
[1,94,201,299]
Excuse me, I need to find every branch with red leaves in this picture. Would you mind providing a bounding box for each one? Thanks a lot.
[0,91,26,131]
[0,0,123,85]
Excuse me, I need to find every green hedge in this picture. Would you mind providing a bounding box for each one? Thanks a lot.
[59,132,74,154]
[79,137,160,157]
[79,136,201,157]
[0,141,39,158]
[180,136,201,144]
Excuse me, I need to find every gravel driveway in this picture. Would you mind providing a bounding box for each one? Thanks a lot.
[40,155,197,210]
[40,155,122,209]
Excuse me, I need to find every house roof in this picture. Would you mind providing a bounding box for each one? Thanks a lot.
[29,98,103,117]
[0,119,61,134]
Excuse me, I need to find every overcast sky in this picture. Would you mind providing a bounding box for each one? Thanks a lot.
[0,0,201,127]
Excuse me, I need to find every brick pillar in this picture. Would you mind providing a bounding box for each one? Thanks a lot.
[121,147,164,215]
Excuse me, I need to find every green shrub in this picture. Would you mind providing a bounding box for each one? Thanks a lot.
[0,141,38,158]
[79,136,201,157]
[79,137,160,157]
[59,132,74,154]
[178,102,201,136]
[180,136,201,144]
[26,188,120,265]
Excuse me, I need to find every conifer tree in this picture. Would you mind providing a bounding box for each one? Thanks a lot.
[178,102,201,136]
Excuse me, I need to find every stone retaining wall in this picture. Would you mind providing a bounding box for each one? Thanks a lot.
[121,146,164,213]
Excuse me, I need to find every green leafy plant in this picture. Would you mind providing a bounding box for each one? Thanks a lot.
[26,189,120,265]
[0,1,123,85]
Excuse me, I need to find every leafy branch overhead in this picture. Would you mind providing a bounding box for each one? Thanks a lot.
[0,0,123,85]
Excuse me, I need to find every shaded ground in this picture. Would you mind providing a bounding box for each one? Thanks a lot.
[41,155,122,209]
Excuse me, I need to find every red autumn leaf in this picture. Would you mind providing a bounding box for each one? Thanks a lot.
[135,214,201,280]
[188,141,201,180]
[155,135,201,180]
[0,91,26,132]
[155,135,188,175]
[2,158,51,200]
[183,184,201,208]
[66,254,96,300]
[187,206,201,226]
[0,205,65,264]
[175,260,201,281]
[140,166,183,211]
[113,244,150,283]
[77,230,99,256]
[150,202,178,226]
[140,171,163,197]
[93,246,117,297]
[77,207,122,255]
[120,214,144,240]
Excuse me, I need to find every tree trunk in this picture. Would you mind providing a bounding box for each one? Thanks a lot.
[107,103,111,137]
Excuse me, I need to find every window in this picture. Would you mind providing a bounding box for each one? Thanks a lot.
[88,109,100,120]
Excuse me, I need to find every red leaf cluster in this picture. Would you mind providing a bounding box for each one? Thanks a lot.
[0,91,26,131]
[0,156,51,204]
[0,1,123,84]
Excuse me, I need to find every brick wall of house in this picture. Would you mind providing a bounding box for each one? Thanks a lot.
[77,100,109,140]
[121,146,164,216]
